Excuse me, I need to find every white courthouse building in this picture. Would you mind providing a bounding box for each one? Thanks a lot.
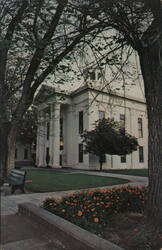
[35,81,148,170]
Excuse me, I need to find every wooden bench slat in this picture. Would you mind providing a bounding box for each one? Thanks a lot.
[7,169,26,194]
[8,175,24,180]
[10,170,25,176]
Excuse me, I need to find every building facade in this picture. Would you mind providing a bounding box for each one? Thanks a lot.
[35,84,148,170]
[15,142,34,168]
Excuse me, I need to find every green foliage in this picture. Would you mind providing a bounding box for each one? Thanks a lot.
[16,106,37,146]
[43,186,148,234]
[82,118,138,157]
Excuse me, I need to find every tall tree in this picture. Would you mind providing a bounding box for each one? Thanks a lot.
[82,118,138,171]
[87,0,162,233]
[0,0,109,178]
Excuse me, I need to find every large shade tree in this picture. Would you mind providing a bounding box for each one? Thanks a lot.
[86,0,162,234]
[82,118,138,171]
[0,0,111,178]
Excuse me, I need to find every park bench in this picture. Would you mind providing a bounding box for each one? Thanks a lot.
[7,169,26,194]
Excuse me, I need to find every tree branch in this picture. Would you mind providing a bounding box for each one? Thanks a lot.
[0,0,28,124]
[4,0,29,52]
[30,22,107,95]
[32,0,44,41]
[22,0,68,92]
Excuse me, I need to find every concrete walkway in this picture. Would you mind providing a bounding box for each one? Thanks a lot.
[0,171,147,250]
[73,170,148,186]
[1,171,148,216]
[1,214,67,250]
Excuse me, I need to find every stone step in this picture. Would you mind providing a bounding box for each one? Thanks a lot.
[1,237,60,250]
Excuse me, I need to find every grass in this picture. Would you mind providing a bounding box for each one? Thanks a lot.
[103,169,148,177]
[25,168,129,192]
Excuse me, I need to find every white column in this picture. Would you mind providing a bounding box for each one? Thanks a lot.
[37,110,46,167]
[36,111,40,166]
[50,103,61,168]
[49,104,54,166]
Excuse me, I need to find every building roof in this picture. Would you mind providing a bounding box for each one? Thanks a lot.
[70,83,146,104]
[34,82,146,106]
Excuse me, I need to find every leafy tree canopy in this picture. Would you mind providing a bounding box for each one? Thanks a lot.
[16,106,37,146]
[82,118,138,157]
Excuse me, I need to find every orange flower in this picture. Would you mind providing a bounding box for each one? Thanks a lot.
[77,210,83,216]
[94,217,99,223]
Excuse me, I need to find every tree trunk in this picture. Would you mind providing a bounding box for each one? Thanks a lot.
[0,123,17,178]
[138,41,162,233]
[6,126,17,175]
[99,156,103,171]
[0,95,32,177]
[0,123,10,179]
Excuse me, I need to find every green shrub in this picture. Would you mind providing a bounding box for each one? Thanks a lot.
[43,186,148,234]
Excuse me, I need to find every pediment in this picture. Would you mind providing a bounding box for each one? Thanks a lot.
[34,85,56,105]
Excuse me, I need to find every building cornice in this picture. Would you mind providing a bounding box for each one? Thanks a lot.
[70,85,146,105]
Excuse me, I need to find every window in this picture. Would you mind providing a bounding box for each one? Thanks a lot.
[24,148,28,160]
[120,114,125,128]
[15,148,18,159]
[99,111,105,120]
[138,118,143,138]
[60,154,62,166]
[60,141,63,151]
[139,146,144,162]
[90,71,96,80]
[78,144,83,163]
[79,111,83,134]
[46,147,50,165]
[121,155,126,163]
[46,147,49,156]
[60,118,63,139]
[46,122,50,140]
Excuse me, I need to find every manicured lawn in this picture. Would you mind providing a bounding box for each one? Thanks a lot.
[103,169,148,177]
[25,169,129,192]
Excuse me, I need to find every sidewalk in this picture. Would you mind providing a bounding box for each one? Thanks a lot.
[1,214,66,250]
[73,170,148,186]
[0,171,147,250]
[1,171,148,216]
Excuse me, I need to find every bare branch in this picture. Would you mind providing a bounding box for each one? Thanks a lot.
[30,22,107,94]
[22,0,68,92]
[4,0,29,51]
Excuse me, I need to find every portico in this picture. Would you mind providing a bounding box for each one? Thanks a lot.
[36,102,60,168]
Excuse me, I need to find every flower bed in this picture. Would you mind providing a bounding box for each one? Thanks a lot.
[43,185,148,235]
